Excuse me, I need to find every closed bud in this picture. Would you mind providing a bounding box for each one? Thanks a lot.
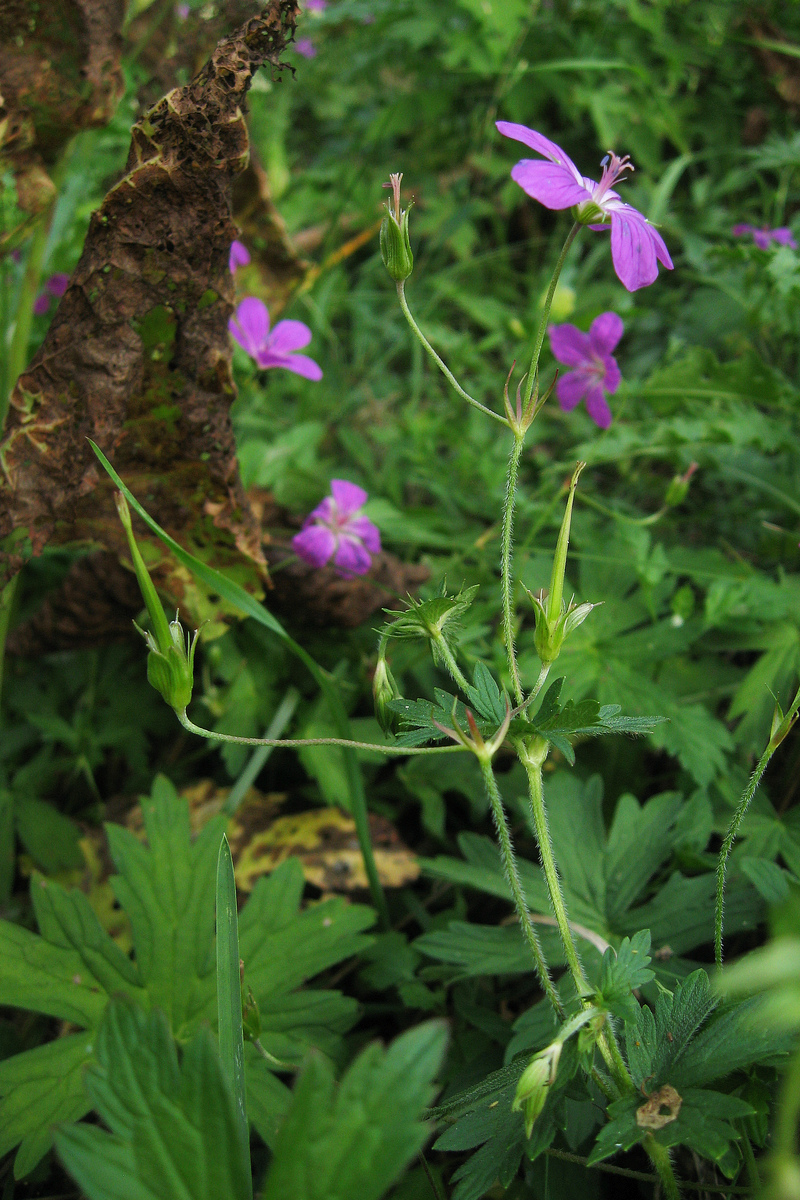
[373,654,401,735]
[136,613,199,712]
[380,173,413,281]
[665,461,698,508]
[512,1041,562,1138]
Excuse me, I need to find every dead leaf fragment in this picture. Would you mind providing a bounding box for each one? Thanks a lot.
[636,1084,682,1130]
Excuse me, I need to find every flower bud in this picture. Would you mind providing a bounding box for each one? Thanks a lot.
[380,173,413,282]
[512,1041,562,1138]
[115,491,199,712]
[373,653,401,735]
[664,461,698,508]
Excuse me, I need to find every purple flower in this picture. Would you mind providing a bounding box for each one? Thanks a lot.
[176,2,190,16]
[496,122,673,293]
[305,0,327,9]
[228,297,322,380]
[293,480,381,577]
[33,272,70,315]
[548,312,624,429]
[294,37,317,58]
[732,223,797,250]
[229,239,251,273]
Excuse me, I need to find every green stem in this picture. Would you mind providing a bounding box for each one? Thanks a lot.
[774,1041,800,1162]
[501,433,525,705]
[432,632,471,694]
[521,748,632,1092]
[644,1136,681,1200]
[522,222,581,410]
[396,282,508,426]
[477,755,563,1016]
[715,683,800,966]
[518,662,551,717]
[177,710,466,756]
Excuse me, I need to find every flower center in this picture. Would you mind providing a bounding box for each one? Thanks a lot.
[592,151,634,205]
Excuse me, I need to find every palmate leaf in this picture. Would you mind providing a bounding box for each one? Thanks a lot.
[55,998,251,1200]
[0,775,374,1175]
[260,1021,448,1200]
[596,930,655,1023]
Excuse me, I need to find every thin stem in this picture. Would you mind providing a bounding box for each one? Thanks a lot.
[251,1039,295,1071]
[501,433,525,705]
[522,222,581,409]
[545,1148,754,1194]
[419,1151,447,1200]
[432,633,471,694]
[644,1136,681,1200]
[396,282,509,426]
[715,683,800,966]
[521,749,633,1092]
[477,755,563,1016]
[177,709,466,755]
[517,662,551,717]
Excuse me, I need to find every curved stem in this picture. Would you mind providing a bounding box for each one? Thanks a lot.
[477,756,563,1017]
[432,632,471,694]
[522,222,581,410]
[501,434,525,705]
[715,683,800,966]
[396,282,509,426]
[177,709,466,755]
[517,662,551,718]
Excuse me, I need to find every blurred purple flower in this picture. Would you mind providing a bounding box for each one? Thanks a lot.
[306,0,327,9]
[176,2,190,16]
[294,37,317,58]
[33,272,70,315]
[733,223,797,250]
[229,239,251,273]
[293,480,381,576]
[548,312,624,429]
[229,297,322,379]
[496,122,673,292]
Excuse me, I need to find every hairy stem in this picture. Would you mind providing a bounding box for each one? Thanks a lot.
[644,1136,681,1200]
[501,433,526,705]
[396,281,508,426]
[715,683,800,966]
[521,748,632,1092]
[518,662,551,717]
[432,632,471,694]
[477,756,563,1016]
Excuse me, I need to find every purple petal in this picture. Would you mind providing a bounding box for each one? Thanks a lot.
[495,122,584,185]
[293,525,335,568]
[599,354,621,394]
[294,37,317,57]
[333,537,372,577]
[305,496,335,524]
[510,161,590,210]
[265,353,323,380]
[732,224,754,237]
[556,370,589,411]
[584,386,613,429]
[345,515,381,554]
[229,297,270,357]
[589,312,624,356]
[609,206,659,291]
[268,319,313,353]
[33,293,51,315]
[771,227,797,248]
[549,323,591,367]
[229,240,250,273]
[331,479,368,516]
[46,272,70,297]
